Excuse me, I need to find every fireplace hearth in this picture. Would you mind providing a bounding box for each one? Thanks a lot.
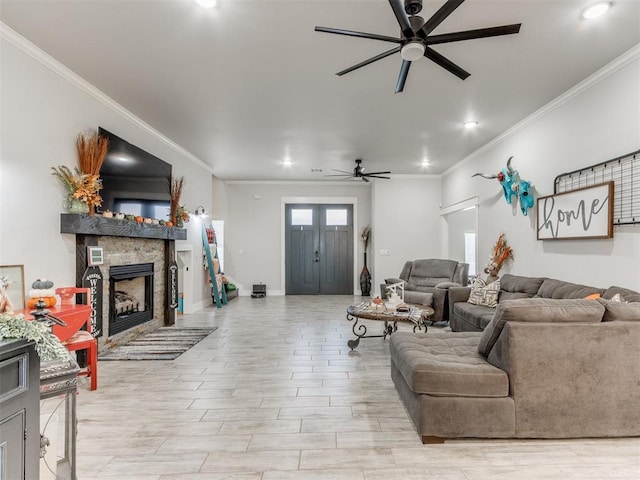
[109,263,154,335]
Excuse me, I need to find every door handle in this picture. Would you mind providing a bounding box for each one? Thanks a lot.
[315,250,319,263]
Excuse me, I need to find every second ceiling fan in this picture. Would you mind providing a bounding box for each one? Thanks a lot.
[315,0,521,93]
[325,159,391,182]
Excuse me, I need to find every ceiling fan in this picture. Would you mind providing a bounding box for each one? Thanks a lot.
[325,159,391,182]
[315,0,521,93]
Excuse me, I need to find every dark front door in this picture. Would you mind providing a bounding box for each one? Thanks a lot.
[285,204,353,295]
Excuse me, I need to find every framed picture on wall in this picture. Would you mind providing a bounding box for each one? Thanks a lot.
[0,264,25,311]
[537,182,614,240]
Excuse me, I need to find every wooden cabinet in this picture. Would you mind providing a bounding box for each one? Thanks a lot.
[0,339,40,480]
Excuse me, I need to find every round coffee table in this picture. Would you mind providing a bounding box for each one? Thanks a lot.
[346,303,434,350]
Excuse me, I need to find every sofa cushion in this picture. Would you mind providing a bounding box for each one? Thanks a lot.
[536,278,604,299]
[603,286,640,303]
[389,332,509,398]
[453,302,495,331]
[597,297,640,321]
[500,274,545,296]
[478,298,605,356]
[468,278,500,307]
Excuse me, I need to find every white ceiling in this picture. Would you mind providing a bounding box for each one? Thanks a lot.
[1,0,639,180]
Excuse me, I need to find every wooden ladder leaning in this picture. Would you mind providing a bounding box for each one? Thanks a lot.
[202,224,227,308]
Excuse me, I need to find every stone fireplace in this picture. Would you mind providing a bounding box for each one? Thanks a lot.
[61,213,184,351]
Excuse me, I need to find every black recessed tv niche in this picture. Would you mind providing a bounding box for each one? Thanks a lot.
[98,128,172,219]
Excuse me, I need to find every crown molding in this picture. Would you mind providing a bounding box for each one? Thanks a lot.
[0,22,213,174]
[442,42,640,177]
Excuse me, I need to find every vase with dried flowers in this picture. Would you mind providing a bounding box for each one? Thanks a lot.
[52,165,99,214]
[75,131,108,215]
[170,176,185,225]
[484,233,514,283]
[175,205,190,228]
[360,226,372,296]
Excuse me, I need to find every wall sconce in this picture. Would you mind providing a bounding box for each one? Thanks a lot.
[194,206,208,218]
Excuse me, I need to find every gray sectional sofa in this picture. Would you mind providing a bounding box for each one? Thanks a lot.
[390,294,640,443]
[447,273,640,332]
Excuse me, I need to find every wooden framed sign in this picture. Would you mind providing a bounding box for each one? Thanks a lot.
[537,182,614,240]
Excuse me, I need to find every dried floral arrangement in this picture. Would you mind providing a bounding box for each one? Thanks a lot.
[76,131,109,176]
[361,226,371,251]
[51,130,108,215]
[52,165,102,211]
[0,313,70,361]
[170,176,188,225]
[76,131,108,214]
[484,233,514,279]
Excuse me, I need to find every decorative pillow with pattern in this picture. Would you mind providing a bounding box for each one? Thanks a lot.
[467,278,501,308]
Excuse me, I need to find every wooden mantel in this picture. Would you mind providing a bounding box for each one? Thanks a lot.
[60,213,187,240]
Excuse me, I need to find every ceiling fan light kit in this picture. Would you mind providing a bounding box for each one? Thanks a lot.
[315,0,522,93]
[401,42,426,61]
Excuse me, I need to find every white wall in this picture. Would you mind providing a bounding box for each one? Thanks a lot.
[441,45,640,290]
[221,181,371,295]
[0,27,213,308]
[371,176,442,291]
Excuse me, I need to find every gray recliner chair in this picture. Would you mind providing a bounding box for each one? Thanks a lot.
[385,259,469,323]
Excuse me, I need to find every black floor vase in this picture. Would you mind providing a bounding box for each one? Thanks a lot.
[359,253,371,296]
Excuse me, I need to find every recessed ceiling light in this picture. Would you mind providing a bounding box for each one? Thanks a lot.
[463,121,478,129]
[582,2,612,19]
[195,0,217,8]
[421,158,430,167]
[282,156,293,167]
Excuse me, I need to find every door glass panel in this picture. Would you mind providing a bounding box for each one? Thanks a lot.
[291,209,313,225]
[326,209,347,226]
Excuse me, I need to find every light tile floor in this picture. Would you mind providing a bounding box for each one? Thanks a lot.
[65,295,638,479]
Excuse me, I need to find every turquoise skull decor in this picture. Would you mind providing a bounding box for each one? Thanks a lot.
[473,157,535,216]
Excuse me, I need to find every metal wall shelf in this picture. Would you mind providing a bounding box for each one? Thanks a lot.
[554,149,640,225]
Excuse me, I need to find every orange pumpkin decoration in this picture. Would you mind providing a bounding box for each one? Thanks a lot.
[165,221,174,227]
[27,296,57,309]
[135,216,144,223]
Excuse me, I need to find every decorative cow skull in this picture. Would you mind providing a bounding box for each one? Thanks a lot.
[473,157,535,216]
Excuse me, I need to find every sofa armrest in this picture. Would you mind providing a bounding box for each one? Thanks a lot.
[384,278,405,285]
[447,286,471,322]
[488,321,640,438]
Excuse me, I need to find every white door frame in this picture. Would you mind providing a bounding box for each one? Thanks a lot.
[281,196,359,295]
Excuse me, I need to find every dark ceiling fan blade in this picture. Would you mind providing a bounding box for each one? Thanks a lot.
[388,0,415,38]
[364,171,392,176]
[361,176,370,183]
[329,169,353,174]
[336,46,401,76]
[395,60,411,93]
[426,24,522,45]
[423,46,470,80]
[365,175,391,179]
[420,0,466,37]
[315,26,401,44]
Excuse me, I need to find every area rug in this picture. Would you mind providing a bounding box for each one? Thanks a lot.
[98,327,217,361]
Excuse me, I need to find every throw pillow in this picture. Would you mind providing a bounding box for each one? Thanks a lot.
[467,278,500,308]
[584,293,601,300]
[610,293,624,302]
